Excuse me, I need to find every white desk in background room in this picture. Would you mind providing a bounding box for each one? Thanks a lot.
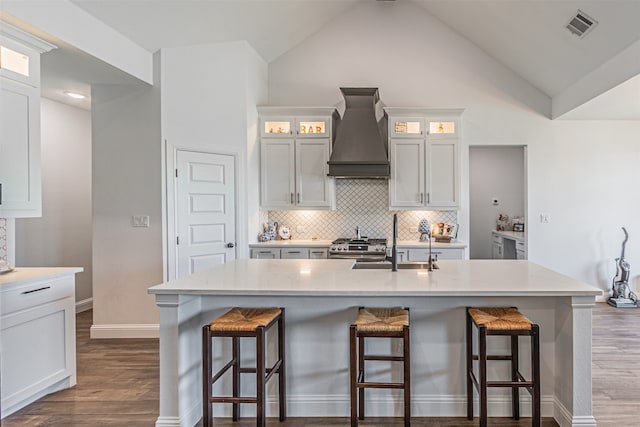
[492,230,526,259]
[148,259,601,427]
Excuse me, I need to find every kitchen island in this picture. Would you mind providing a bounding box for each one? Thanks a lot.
[148,259,601,427]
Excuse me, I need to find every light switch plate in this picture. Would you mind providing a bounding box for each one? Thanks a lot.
[132,215,150,227]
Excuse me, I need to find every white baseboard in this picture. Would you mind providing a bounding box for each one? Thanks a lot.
[75,297,93,313]
[553,398,597,427]
[90,323,159,339]
[204,393,555,418]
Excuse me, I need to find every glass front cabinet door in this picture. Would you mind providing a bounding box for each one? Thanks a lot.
[389,117,424,138]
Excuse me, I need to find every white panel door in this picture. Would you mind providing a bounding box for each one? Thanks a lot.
[176,151,235,277]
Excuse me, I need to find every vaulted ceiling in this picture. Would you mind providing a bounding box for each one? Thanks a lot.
[3,0,639,118]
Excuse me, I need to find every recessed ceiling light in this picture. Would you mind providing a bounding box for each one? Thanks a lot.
[64,91,87,99]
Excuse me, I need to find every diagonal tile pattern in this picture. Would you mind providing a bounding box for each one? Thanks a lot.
[266,180,457,241]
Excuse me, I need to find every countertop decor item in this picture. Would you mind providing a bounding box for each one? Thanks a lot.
[278,224,291,240]
[418,218,431,242]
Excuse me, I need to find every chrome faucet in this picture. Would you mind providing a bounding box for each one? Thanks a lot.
[385,214,398,271]
[355,226,361,240]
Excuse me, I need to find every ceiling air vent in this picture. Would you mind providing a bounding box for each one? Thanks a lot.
[566,10,597,38]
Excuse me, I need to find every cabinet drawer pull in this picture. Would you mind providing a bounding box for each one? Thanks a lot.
[259,251,272,254]
[290,193,294,203]
[287,251,301,254]
[21,286,51,295]
[297,192,300,203]
[420,192,423,203]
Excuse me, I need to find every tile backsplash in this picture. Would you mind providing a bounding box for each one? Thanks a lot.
[266,180,457,241]
[0,218,7,261]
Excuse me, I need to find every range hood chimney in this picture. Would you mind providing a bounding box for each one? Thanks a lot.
[328,87,389,178]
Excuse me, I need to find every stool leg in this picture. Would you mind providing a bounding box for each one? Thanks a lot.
[232,336,240,421]
[278,310,286,421]
[466,310,474,421]
[202,326,212,427]
[511,335,520,420]
[479,326,488,427]
[349,325,357,427]
[358,335,365,420]
[256,327,266,427]
[403,325,411,427]
[532,325,541,427]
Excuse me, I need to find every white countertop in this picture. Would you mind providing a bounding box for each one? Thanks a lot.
[249,239,467,249]
[493,230,525,242]
[395,240,467,249]
[0,267,83,288]
[148,259,600,297]
[249,239,333,247]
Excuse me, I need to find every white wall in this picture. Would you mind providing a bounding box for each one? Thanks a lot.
[91,77,163,332]
[469,146,525,259]
[15,98,93,304]
[160,41,267,269]
[268,0,640,295]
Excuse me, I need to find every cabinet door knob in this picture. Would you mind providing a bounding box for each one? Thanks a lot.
[226,243,235,248]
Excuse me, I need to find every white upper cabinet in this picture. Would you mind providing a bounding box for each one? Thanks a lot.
[259,107,336,210]
[295,139,332,208]
[0,25,56,218]
[389,139,425,207]
[386,109,462,210]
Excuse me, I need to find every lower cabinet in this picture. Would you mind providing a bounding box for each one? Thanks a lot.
[1,274,77,418]
[250,247,328,259]
[407,248,464,261]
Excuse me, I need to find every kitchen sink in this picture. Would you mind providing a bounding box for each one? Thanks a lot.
[352,262,439,270]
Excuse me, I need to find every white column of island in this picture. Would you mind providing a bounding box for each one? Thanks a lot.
[148,259,601,427]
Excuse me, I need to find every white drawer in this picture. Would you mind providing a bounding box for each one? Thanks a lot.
[516,240,526,249]
[309,249,328,259]
[492,233,503,244]
[281,248,310,259]
[1,276,74,316]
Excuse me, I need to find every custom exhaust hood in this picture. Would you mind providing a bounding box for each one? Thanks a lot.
[327,87,389,178]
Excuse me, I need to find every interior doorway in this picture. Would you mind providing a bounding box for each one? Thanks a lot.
[469,145,527,259]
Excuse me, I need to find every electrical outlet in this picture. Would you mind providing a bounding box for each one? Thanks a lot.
[132,215,150,227]
[539,213,550,224]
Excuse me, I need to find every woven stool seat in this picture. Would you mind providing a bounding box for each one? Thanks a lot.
[354,307,409,332]
[468,307,532,331]
[209,307,282,332]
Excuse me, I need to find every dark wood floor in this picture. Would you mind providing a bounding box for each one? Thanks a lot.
[3,303,638,426]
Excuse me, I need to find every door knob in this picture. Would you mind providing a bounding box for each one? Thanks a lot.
[226,243,235,248]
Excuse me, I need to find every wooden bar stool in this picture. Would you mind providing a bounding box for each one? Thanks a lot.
[350,307,411,427]
[202,307,286,427]
[466,307,540,427]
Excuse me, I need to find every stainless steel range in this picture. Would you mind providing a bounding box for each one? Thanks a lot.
[328,238,388,262]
